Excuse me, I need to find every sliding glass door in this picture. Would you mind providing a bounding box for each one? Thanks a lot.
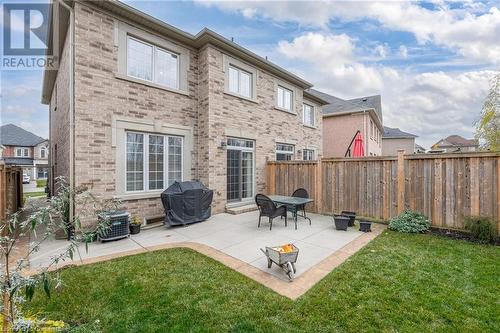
[227,138,254,202]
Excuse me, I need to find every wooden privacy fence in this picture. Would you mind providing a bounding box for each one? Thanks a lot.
[266,151,500,232]
[0,164,23,222]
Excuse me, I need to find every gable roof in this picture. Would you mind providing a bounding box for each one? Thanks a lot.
[415,143,426,151]
[42,0,317,104]
[347,95,382,123]
[307,89,383,126]
[433,135,478,148]
[383,126,418,139]
[0,124,46,146]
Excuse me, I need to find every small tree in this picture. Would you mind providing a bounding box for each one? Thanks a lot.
[0,177,119,332]
[475,72,500,151]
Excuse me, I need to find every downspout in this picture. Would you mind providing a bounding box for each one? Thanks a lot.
[57,0,75,236]
[363,110,367,156]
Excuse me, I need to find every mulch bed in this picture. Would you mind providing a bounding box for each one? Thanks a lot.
[428,227,500,246]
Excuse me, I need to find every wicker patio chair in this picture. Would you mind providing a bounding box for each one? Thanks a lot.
[290,188,310,224]
[255,194,287,230]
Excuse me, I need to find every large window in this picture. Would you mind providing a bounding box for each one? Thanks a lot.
[303,103,315,127]
[228,65,252,98]
[127,36,179,89]
[277,86,293,111]
[126,132,183,192]
[15,147,29,157]
[276,143,294,161]
[303,149,315,161]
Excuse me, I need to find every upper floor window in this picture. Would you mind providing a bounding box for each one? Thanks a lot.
[127,36,179,89]
[15,147,29,157]
[40,147,47,158]
[228,65,252,98]
[276,143,294,161]
[303,149,315,161]
[303,103,315,127]
[277,86,293,111]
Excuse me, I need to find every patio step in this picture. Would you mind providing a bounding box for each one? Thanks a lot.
[225,204,258,215]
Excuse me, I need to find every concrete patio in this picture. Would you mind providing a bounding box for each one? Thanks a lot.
[30,211,374,278]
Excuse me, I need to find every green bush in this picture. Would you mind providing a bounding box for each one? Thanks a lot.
[36,179,47,188]
[464,216,496,243]
[389,210,431,233]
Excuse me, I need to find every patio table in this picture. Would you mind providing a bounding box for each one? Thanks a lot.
[268,195,314,230]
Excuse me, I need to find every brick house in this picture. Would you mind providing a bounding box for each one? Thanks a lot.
[0,124,49,181]
[307,90,383,157]
[41,0,327,226]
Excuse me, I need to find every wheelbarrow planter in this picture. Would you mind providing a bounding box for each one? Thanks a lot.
[260,244,299,281]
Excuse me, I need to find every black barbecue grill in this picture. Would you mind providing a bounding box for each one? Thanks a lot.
[161,181,213,227]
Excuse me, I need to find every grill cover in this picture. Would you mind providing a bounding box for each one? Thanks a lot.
[161,181,214,226]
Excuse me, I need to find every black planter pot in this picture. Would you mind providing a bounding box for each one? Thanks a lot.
[130,224,141,235]
[333,215,350,231]
[341,211,356,227]
[359,221,372,232]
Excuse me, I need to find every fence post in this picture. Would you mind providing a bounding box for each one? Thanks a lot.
[315,160,322,213]
[497,157,500,235]
[397,150,405,214]
[266,162,275,195]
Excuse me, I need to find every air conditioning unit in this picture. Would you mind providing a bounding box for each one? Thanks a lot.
[98,211,130,241]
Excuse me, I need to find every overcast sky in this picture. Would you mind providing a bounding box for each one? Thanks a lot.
[1,0,499,148]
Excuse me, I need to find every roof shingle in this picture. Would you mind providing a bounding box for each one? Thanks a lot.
[383,126,418,139]
[307,89,382,123]
[0,124,46,146]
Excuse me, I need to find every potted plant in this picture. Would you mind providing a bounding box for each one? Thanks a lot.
[341,210,356,227]
[359,220,372,232]
[130,215,142,235]
[333,214,350,231]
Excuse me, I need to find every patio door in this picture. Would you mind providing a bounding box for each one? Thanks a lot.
[227,138,254,202]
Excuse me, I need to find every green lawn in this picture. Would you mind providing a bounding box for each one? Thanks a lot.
[23,191,46,202]
[36,179,47,188]
[25,231,499,332]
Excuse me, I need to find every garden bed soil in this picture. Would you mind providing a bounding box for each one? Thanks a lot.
[428,227,500,246]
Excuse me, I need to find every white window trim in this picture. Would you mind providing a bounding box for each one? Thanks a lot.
[303,103,315,128]
[223,54,258,103]
[126,36,180,90]
[15,147,29,158]
[40,147,47,158]
[115,21,190,94]
[274,79,297,114]
[276,85,293,112]
[112,116,193,200]
[276,143,295,160]
[125,131,184,194]
[228,65,253,99]
[302,148,315,161]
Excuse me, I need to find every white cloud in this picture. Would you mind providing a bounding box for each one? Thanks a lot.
[375,44,388,59]
[276,31,494,147]
[399,45,408,58]
[199,1,500,65]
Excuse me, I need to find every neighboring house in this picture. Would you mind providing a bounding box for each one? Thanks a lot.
[41,1,327,225]
[415,144,426,154]
[0,124,49,180]
[430,135,479,153]
[382,126,418,155]
[308,90,383,157]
